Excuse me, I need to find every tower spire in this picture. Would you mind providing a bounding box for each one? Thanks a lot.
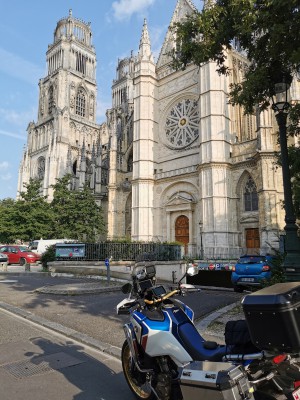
[138,18,153,61]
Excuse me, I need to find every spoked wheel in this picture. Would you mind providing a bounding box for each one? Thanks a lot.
[121,340,155,400]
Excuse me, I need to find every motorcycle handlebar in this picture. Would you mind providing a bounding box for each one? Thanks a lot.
[144,289,180,305]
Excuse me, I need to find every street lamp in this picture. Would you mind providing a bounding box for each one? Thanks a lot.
[199,221,204,260]
[272,78,300,281]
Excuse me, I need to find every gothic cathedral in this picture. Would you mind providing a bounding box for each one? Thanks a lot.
[19,0,295,258]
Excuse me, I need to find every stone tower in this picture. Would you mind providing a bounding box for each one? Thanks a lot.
[18,10,108,205]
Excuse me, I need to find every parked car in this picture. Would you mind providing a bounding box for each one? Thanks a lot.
[0,245,41,265]
[231,254,275,292]
[0,252,8,269]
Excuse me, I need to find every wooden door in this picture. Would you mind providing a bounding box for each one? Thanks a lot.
[245,228,260,251]
[175,215,189,254]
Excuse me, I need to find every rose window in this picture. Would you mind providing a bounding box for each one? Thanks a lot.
[165,99,199,149]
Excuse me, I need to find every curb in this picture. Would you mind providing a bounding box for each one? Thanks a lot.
[0,301,122,359]
[34,284,123,295]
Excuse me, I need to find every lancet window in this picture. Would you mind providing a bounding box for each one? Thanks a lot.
[244,177,258,211]
[48,86,54,114]
[76,88,86,117]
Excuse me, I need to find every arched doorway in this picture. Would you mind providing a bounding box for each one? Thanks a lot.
[175,215,189,254]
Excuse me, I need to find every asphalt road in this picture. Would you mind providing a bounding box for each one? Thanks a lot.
[0,272,244,400]
[0,274,243,349]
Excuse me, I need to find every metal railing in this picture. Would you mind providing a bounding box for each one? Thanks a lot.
[187,246,267,260]
[55,242,182,262]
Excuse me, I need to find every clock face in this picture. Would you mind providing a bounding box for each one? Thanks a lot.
[165,99,200,149]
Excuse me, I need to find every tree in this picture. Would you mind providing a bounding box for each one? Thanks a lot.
[14,178,55,242]
[0,180,55,243]
[51,175,106,242]
[0,198,17,243]
[171,0,300,114]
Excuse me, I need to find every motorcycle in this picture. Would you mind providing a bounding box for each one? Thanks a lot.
[117,264,300,400]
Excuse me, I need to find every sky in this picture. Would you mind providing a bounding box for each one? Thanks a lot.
[0,0,204,200]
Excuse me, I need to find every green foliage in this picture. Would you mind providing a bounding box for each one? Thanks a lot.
[261,251,286,287]
[40,244,56,269]
[51,175,106,242]
[274,145,300,219]
[0,198,17,243]
[0,179,55,243]
[0,175,105,244]
[171,0,300,114]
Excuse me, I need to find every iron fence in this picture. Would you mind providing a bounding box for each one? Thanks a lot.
[55,242,182,262]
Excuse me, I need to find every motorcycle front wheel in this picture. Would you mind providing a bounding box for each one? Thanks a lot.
[121,340,156,400]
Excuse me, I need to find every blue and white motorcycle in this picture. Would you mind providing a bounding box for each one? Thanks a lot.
[117,264,300,400]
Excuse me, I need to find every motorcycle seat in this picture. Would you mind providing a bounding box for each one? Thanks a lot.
[178,321,227,361]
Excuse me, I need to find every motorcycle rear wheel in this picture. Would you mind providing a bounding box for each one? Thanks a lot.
[121,340,156,400]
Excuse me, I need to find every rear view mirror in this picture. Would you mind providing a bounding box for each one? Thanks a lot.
[121,283,132,294]
[187,264,198,276]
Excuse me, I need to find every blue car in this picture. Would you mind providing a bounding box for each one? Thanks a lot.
[231,255,275,292]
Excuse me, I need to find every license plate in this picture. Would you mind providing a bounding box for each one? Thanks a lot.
[292,387,300,400]
[241,278,254,282]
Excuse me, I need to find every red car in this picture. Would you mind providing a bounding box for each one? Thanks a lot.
[0,245,41,265]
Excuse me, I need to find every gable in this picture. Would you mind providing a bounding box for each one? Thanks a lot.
[165,191,195,207]
[156,0,197,70]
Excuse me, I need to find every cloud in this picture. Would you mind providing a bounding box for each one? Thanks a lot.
[0,47,44,85]
[0,129,26,140]
[0,106,35,129]
[112,0,156,21]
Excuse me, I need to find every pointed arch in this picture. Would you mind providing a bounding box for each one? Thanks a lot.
[244,176,258,212]
[236,171,258,212]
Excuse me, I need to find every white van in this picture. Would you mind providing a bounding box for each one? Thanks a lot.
[30,239,75,255]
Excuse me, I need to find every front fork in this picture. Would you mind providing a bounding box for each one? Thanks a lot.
[123,324,173,400]
[123,323,154,374]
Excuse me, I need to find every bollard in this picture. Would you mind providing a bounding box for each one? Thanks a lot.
[105,257,110,285]
[172,270,177,283]
[1,262,7,272]
[25,261,30,272]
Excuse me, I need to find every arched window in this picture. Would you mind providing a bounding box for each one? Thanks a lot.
[244,177,258,211]
[48,86,54,114]
[76,88,86,117]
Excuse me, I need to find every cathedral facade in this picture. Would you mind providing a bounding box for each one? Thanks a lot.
[19,0,295,258]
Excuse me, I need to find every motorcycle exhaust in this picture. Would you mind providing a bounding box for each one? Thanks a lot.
[123,324,154,374]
